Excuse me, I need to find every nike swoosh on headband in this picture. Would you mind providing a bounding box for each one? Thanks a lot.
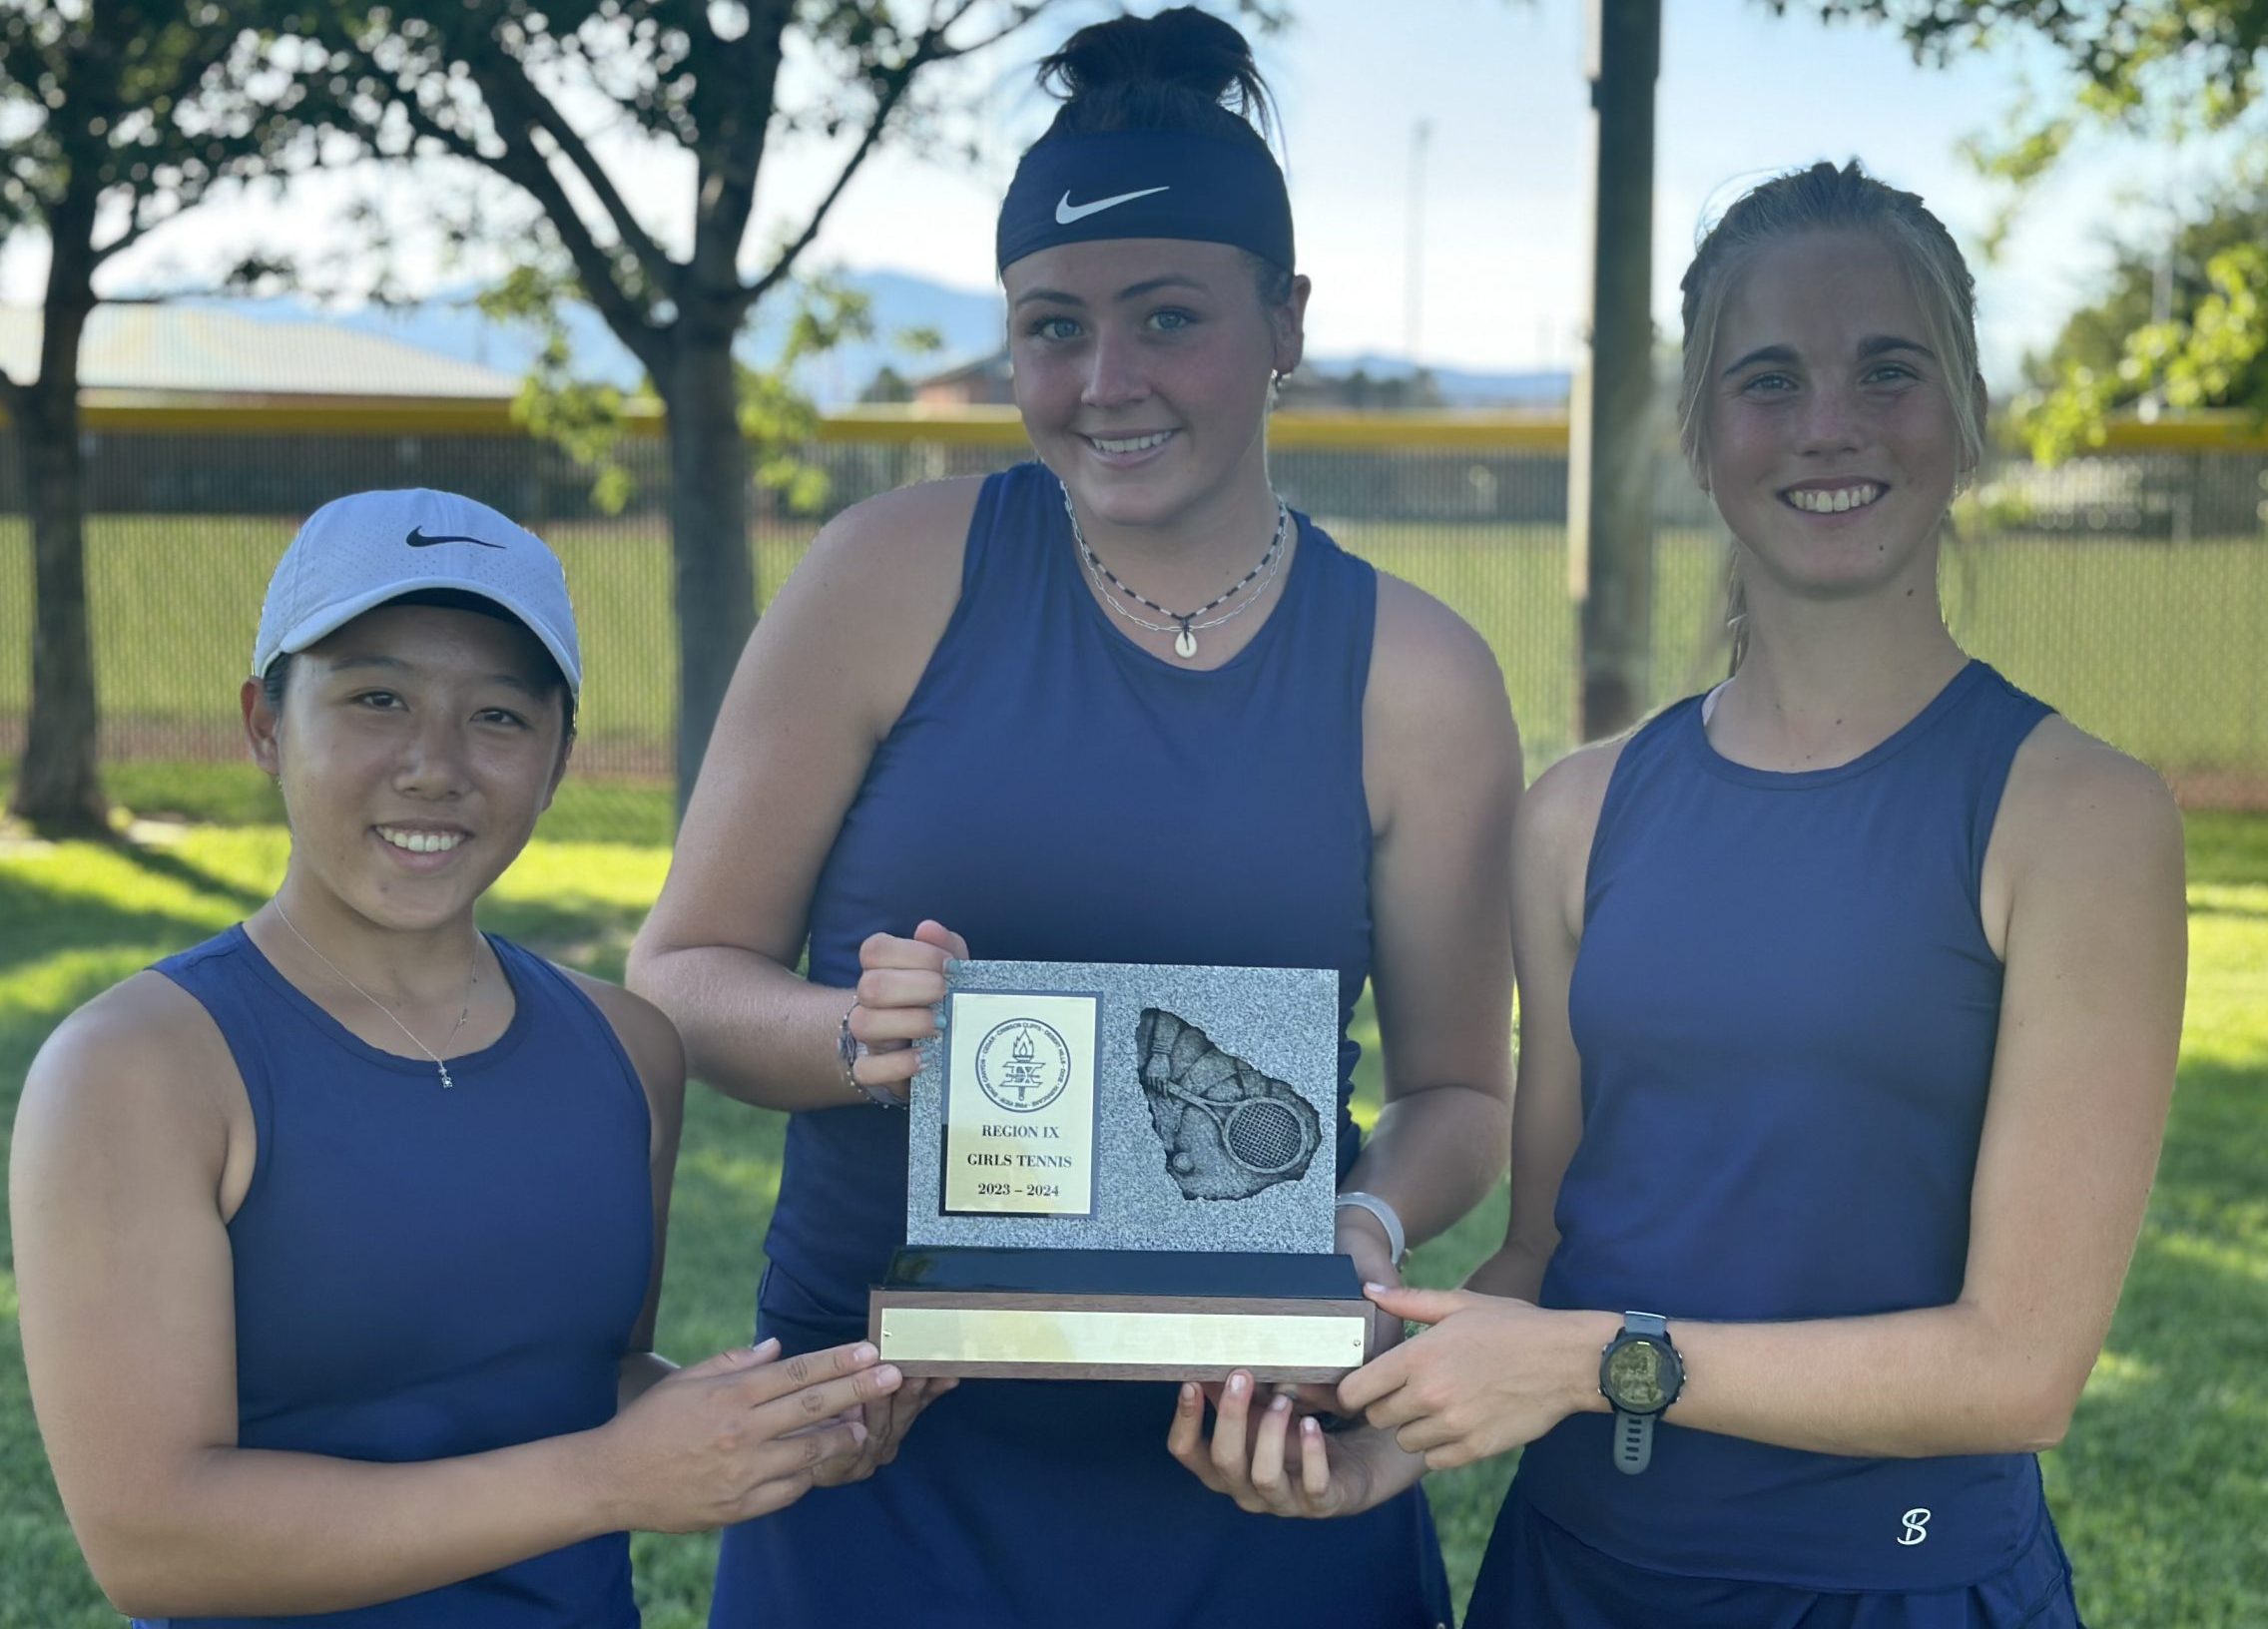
[1054,186,1171,225]
[404,527,505,549]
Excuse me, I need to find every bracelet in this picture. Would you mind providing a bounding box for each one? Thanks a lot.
[837,1001,899,1108]
[1334,1191,1408,1268]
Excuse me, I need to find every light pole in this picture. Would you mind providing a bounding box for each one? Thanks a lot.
[1406,118,1431,371]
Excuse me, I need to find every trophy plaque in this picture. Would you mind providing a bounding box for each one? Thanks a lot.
[868,960,1378,1382]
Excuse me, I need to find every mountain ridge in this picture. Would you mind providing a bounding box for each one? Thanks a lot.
[160,272,1569,408]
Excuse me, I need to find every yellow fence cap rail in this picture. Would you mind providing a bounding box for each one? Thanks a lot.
[816,405,1028,446]
[819,404,1572,451]
[2083,410,2268,454]
[4,393,2263,455]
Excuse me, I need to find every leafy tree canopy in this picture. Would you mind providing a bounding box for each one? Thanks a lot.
[0,0,331,332]
[281,0,1277,796]
[1783,2,2266,179]
[0,0,335,833]
[2016,179,2267,457]
[1775,2,2268,454]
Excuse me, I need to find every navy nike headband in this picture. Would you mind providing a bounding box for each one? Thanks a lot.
[996,130,1295,273]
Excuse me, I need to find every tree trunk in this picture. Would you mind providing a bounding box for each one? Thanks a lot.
[1569,0,1660,744]
[662,309,758,814]
[8,189,107,835]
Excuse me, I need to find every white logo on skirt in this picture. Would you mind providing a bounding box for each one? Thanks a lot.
[1898,1508,1933,1545]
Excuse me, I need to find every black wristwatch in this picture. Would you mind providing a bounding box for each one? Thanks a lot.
[1598,1311,1684,1475]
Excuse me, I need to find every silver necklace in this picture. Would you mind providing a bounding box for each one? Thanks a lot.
[272,901,476,1088]
[1061,481,1292,660]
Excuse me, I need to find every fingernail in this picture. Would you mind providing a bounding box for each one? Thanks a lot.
[874,1364,901,1387]
[850,1420,868,1443]
[851,1344,878,1363]
[1303,1416,1322,1436]
[753,1337,781,1357]
[1228,1371,1248,1396]
[1180,1382,1197,1406]
[1270,1394,1291,1414]
[1364,1283,1388,1295]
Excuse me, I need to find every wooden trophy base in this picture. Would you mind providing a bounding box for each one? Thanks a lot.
[868,1247,1377,1382]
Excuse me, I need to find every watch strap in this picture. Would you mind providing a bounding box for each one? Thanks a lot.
[1612,1407,1655,1474]
[1610,1311,1672,1476]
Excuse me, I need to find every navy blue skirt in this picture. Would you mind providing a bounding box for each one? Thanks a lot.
[708,1264,1452,1629]
[1466,1481,2081,1628]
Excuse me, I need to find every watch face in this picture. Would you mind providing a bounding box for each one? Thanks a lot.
[1606,1341,1666,1411]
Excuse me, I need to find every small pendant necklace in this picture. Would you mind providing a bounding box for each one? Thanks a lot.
[272,901,477,1088]
[1061,481,1292,661]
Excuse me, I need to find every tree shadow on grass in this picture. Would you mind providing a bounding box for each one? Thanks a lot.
[2053,1237,2268,1625]
[0,871,221,981]
[654,1088,787,1355]
[110,840,271,916]
[2153,1058,2268,1224]
[630,1090,787,1624]
[475,894,651,984]
[2051,1056,2268,1625]
[2181,813,2268,889]
[2188,895,2268,924]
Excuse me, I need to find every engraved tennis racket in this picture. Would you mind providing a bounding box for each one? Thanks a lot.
[1153,1078,1311,1176]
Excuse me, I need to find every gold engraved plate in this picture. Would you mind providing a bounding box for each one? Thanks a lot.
[879,1308,1368,1370]
[942,991,1098,1217]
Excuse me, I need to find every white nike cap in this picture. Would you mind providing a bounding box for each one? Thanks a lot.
[253,488,582,695]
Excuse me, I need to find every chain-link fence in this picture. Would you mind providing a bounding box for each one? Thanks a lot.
[5,410,2264,837]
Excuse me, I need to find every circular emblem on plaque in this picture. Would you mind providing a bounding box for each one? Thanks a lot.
[974,1018,1072,1113]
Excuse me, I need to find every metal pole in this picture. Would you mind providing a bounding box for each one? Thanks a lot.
[1569,0,1660,742]
[1407,119,1431,369]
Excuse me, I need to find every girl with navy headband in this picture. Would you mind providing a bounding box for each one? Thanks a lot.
[13,489,899,1627]
[1185,162,2187,1627]
[629,9,1517,1626]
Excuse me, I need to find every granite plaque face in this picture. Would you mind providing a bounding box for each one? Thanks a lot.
[907,960,1339,1255]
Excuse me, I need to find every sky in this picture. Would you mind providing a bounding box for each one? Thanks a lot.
[0,0,2207,389]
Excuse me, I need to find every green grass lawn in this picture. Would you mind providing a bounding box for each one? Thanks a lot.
[1,814,2263,1625]
[5,514,2265,797]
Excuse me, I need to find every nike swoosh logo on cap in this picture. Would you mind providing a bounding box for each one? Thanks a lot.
[405,527,505,549]
[1054,186,1171,225]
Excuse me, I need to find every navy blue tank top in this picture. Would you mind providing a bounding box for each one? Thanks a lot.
[764,461,1376,1313]
[146,924,652,1629]
[717,462,1450,1629]
[1513,661,2055,1591]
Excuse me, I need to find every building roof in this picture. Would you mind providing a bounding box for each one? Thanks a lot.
[0,303,522,399]
[914,348,1012,389]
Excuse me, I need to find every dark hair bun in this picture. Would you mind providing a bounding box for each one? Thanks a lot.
[1037,7,1276,145]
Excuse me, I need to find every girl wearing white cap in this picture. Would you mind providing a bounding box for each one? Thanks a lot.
[12,488,899,1628]
[630,10,1515,1627]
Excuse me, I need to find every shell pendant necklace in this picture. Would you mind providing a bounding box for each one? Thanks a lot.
[1061,481,1292,661]
[273,901,476,1088]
